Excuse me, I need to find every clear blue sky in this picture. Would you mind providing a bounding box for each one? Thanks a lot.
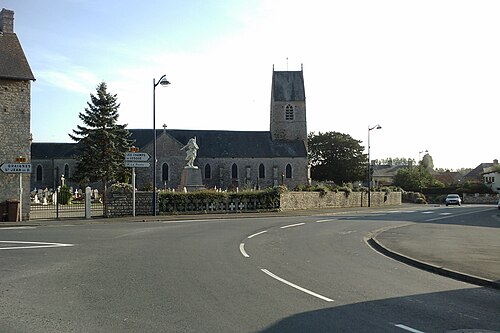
[4,0,499,170]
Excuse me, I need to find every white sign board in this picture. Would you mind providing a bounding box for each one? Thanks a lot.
[124,161,150,168]
[125,152,151,162]
[0,163,32,173]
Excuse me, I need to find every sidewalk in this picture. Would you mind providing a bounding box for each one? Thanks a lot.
[370,220,500,290]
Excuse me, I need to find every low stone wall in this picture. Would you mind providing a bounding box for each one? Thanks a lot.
[463,193,499,204]
[106,191,402,217]
[280,191,401,210]
[106,192,155,217]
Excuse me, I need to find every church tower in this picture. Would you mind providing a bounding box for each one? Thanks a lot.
[270,65,307,143]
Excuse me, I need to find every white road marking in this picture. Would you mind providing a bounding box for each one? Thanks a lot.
[316,219,336,223]
[421,211,434,214]
[261,269,334,302]
[439,212,452,215]
[0,227,36,230]
[248,230,267,239]
[425,208,490,222]
[280,223,305,229]
[239,243,250,258]
[0,241,74,250]
[394,324,426,333]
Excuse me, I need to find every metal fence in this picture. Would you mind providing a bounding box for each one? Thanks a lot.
[30,194,104,220]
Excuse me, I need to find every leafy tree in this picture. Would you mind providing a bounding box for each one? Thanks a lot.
[308,131,366,184]
[69,82,133,215]
[393,166,442,191]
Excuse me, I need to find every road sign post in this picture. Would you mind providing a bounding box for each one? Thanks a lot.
[124,149,150,216]
[1,159,32,222]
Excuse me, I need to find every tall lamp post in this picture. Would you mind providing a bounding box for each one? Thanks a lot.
[419,149,428,193]
[367,124,382,207]
[152,75,170,216]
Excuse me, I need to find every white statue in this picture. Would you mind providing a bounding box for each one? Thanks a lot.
[180,137,199,168]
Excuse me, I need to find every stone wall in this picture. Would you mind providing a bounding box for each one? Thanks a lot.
[0,79,31,220]
[463,193,499,204]
[106,190,402,217]
[106,192,155,217]
[279,191,401,210]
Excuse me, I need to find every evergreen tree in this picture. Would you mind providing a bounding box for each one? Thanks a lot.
[308,131,366,184]
[69,82,133,215]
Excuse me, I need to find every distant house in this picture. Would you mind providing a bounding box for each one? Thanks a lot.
[481,160,500,194]
[465,159,499,181]
[434,171,464,186]
[372,164,409,186]
[0,8,35,220]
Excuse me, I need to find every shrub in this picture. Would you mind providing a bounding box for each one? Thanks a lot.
[57,185,72,205]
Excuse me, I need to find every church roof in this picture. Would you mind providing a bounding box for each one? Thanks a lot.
[0,30,35,81]
[31,129,307,159]
[31,142,79,159]
[131,129,307,158]
[272,71,305,101]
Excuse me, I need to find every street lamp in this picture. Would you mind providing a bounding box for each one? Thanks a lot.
[367,124,382,207]
[152,75,170,216]
[419,149,428,193]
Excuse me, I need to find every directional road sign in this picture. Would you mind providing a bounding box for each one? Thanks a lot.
[0,163,32,173]
[124,161,150,168]
[125,152,151,162]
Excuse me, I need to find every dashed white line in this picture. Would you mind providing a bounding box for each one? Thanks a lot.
[239,243,250,258]
[316,219,336,223]
[248,230,267,239]
[280,223,305,229]
[394,323,426,333]
[261,269,334,302]
[0,241,74,250]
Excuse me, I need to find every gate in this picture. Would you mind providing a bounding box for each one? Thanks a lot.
[30,188,104,220]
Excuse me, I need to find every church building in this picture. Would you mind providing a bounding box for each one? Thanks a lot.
[0,8,35,220]
[31,67,310,191]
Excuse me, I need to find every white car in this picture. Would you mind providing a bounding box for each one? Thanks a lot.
[445,194,462,206]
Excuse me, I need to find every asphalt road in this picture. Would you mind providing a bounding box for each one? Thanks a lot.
[0,206,498,332]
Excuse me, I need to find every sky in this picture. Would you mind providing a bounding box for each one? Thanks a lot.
[3,0,499,170]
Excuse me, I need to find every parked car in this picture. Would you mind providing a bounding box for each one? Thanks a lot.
[445,194,462,206]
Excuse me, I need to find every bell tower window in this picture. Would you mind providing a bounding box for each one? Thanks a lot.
[285,104,294,120]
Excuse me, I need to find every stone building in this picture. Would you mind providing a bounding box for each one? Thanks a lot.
[31,67,310,191]
[0,8,35,220]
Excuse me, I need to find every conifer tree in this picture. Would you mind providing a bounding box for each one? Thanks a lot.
[70,82,133,215]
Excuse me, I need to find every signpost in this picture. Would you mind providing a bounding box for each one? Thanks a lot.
[124,148,150,216]
[0,158,32,222]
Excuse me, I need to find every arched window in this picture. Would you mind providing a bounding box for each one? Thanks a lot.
[285,104,294,121]
[162,163,169,182]
[231,163,238,179]
[36,165,43,181]
[204,164,211,179]
[285,164,292,179]
[259,164,265,179]
[64,164,70,179]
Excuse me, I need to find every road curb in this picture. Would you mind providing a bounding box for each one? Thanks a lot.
[367,236,500,290]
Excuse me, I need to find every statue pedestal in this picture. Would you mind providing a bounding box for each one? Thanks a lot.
[179,167,205,192]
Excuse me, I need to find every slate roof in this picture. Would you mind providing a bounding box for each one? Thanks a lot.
[0,32,35,81]
[131,129,307,158]
[31,129,307,159]
[272,71,305,101]
[465,162,497,179]
[31,143,80,159]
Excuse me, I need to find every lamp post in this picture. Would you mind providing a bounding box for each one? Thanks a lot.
[367,124,382,207]
[152,75,170,216]
[419,149,428,193]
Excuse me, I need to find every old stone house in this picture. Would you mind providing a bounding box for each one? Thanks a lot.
[0,8,35,220]
[31,67,310,191]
